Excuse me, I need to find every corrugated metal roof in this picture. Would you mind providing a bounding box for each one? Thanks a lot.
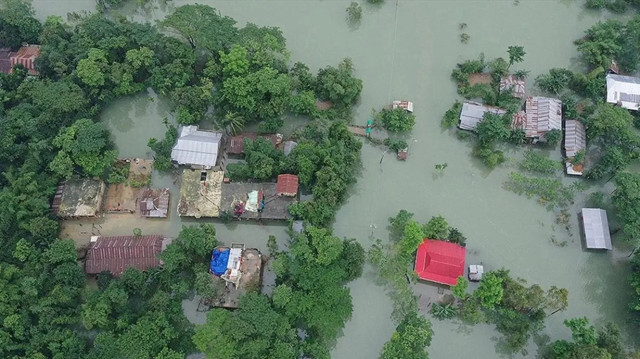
[525,96,562,139]
[458,101,507,131]
[10,45,40,75]
[85,235,165,275]
[606,74,640,111]
[564,120,586,158]
[500,75,526,99]
[171,125,222,168]
[276,174,299,197]
[283,141,298,156]
[139,188,170,218]
[582,208,612,250]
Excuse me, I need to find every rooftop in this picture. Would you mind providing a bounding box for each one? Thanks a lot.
[10,45,40,75]
[564,120,587,176]
[459,101,507,132]
[582,208,612,250]
[606,73,640,111]
[525,96,562,139]
[139,188,170,218]
[220,182,295,220]
[171,125,223,169]
[177,169,223,218]
[85,235,168,276]
[226,133,282,155]
[414,239,466,286]
[53,178,106,218]
[0,48,11,74]
[500,75,526,99]
[276,174,299,197]
[208,245,263,308]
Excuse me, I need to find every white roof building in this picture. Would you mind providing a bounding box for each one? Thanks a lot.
[171,126,223,169]
[606,74,640,111]
[458,101,506,132]
[581,208,612,250]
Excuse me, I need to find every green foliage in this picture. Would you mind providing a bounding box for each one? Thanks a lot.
[519,151,561,174]
[451,56,486,85]
[346,2,362,24]
[108,161,130,184]
[148,125,178,171]
[545,129,562,147]
[0,0,42,49]
[507,45,526,67]
[383,138,409,152]
[430,303,458,320]
[504,172,577,210]
[474,272,503,309]
[160,4,238,52]
[380,311,433,359]
[421,216,449,240]
[398,220,424,260]
[316,58,363,113]
[442,100,462,129]
[451,276,469,299]
[377,107,416,132]
[547,318,624,359]
[388,209,414,241]
[476,112,512,146]
[535,68,573,94]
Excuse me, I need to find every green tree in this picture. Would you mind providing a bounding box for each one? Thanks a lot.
[377,107,416,132]
[380,311,433,359]
[316,58,363,111]
[0,0,42,49]
[398,220,424,259]
[507,45,526,69]
[473,272,503,309]
[160,4,238,52]
[451,276,469,299]
[422,216,449,240]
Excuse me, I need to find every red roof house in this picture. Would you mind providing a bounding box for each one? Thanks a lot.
[85,235,167,276]
[10,45,40,76]
[276,174,299,197]
[414,240,466,286]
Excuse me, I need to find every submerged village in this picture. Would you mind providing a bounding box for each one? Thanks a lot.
[5,0,640,358]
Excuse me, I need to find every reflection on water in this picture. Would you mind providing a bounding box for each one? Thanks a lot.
[32,0,640,357]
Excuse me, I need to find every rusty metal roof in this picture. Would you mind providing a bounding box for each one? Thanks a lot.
[525,96,562,139]
[85,235,164,275]
[139,188,170,218]
[226,133,281,154]
[500,75,526,99]
[276,174,299,197]
[10,45,40,75]
[564,120,586,158]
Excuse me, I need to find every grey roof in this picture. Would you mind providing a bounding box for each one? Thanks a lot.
[458,101,506,131]
[564,120,586,158]
[171,126,223,169]
[582,208,612,250]
[292,220,304,233]
[55,178,106,218]
[606,73,640,110]
[525,97,562,139]
[284,141,298,156]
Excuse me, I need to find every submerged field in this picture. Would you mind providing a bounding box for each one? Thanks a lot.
[32,0,638,357]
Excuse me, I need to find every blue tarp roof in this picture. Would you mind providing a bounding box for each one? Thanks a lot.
[210,248,230,276]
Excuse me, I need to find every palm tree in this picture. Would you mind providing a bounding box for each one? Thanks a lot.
[507,45,526,70]
[216,112,245,135]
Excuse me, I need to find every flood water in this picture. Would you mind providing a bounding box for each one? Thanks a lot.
[32,0,639,358]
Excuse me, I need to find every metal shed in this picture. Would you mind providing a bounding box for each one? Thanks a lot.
[581,208,612,250]
[458,101,506,132]
[171,125,223,169]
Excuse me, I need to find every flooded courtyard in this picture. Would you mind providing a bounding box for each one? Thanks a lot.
[32,0,638,358]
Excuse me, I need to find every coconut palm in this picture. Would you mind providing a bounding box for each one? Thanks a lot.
[216,112,245,135]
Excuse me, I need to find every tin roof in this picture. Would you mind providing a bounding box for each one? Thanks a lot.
[0,48,11,74]
[139,188,170,218]
[226,133,281,155]
[525,96,562,139]
[459,101,507,131]
[606,73,640,111]
[85,235,165,275]
[171,125,223,169]
[581,208,612,250]
[10,45,40,75]
[414,240,466,286]
[564,120,586,158]
[54,178,106,218]
[500,75,526,99]
[276,174,299,197]
[284,140,298,156]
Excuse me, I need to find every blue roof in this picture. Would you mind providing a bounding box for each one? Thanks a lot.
[210,248,230,275]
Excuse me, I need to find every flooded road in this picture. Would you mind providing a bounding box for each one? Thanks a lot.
[32,0,638,357]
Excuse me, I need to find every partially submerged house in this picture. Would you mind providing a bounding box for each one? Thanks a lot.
[226,133,282,156]
[581,208,612,250]
[171,125,223,169]
[85,235,170,276]
[208,244,263,308]
[458,101,506,131]
[177,169,224,218]
[564,120,587,176]
[177,169,296,220]
[414,240,466,286]
[10,45,40,76]
[0,45,40,75]
[392,100,414,112]
[500,75,526,99]
[606,73,640,111]
[52,178,106,218]
[276,174,299,197]
[283,140,298,156]
[139,188,170,218]
[524,96,562,142]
